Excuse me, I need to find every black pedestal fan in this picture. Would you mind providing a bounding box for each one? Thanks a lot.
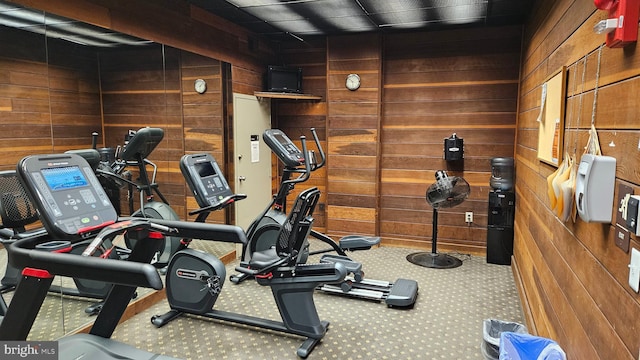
[407,170,470,269]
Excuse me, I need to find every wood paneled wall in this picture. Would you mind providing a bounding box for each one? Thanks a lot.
[381,27,521,252]
[326,34,382,239]
[4,0,524,256]
[180,52,226,223]
[99,46,186,218]
[515,0,640,358]
[0,26,102,169]
[48,39,102,150]
[274,27,521,252]
[275,38,329,231]
[4,0,272,224]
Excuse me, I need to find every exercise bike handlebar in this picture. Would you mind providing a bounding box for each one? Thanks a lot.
[233,253,292,277]
[82,217,248,260]
[95,167,138,188]
[127,217,248,245]
[188,194,247,216]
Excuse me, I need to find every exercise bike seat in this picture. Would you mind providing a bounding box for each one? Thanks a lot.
[339,235,381,251]
[242,187,347,284]
[248,247,278,269]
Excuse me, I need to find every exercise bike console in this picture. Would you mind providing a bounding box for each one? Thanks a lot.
[17,153,118,239]
[180,153,233,209]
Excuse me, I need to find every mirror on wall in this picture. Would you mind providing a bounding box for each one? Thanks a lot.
[0,1,234,340]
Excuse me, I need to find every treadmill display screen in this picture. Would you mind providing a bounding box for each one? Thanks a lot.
[195,162,216,178]
[41,166,88,191]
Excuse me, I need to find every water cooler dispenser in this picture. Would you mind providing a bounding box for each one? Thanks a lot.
[487,157,515,265]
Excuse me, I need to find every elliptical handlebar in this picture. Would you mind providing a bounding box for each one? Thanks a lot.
[309,128,326,171]
[91,132,99,150]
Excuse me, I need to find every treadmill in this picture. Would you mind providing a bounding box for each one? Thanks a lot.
[0,153,248,359]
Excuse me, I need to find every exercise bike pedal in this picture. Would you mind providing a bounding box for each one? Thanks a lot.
[229,261,253,284]
[319,254,363,281]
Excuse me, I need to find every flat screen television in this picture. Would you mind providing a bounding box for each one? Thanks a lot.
[266,65,302,93]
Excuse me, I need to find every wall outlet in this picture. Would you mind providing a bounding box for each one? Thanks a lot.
[465,211,473,223]
[629,248,640,293]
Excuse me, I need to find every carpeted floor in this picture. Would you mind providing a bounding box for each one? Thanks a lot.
[112,240,524,360]
[1,240,524,359]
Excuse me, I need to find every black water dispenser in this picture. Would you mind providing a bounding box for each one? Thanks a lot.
[487,190,515,265]
[487,157,515,265]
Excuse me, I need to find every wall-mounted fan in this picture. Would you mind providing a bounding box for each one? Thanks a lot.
[407,170,470,269]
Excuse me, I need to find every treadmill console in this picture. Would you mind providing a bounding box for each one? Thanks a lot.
[17,153,118,239]
[263,129,305,168]
[180,153,233,208]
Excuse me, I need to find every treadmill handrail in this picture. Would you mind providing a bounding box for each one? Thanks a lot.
[7,233,163,290]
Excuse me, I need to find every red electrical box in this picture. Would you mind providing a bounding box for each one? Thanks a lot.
[595,0,640,48]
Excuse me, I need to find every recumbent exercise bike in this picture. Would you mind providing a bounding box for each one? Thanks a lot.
[151,139,346,358]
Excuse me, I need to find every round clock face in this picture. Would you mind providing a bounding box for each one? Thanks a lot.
[346,73,360,91]
[194,79,207,94]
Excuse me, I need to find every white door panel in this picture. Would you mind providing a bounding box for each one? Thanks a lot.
[232,93,271,256]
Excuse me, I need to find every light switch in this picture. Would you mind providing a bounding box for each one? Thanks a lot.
[629,248,640,293]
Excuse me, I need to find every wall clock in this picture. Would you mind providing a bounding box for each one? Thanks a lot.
[345,73,360,91]
[194,78,207,94]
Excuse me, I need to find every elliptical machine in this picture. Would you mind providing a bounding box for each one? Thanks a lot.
[73,127,182,267]
[116,127,181,267]
[231,128,418,308]
[151,142,346,358]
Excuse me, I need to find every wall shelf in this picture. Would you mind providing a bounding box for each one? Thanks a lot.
[254,91,322,100]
